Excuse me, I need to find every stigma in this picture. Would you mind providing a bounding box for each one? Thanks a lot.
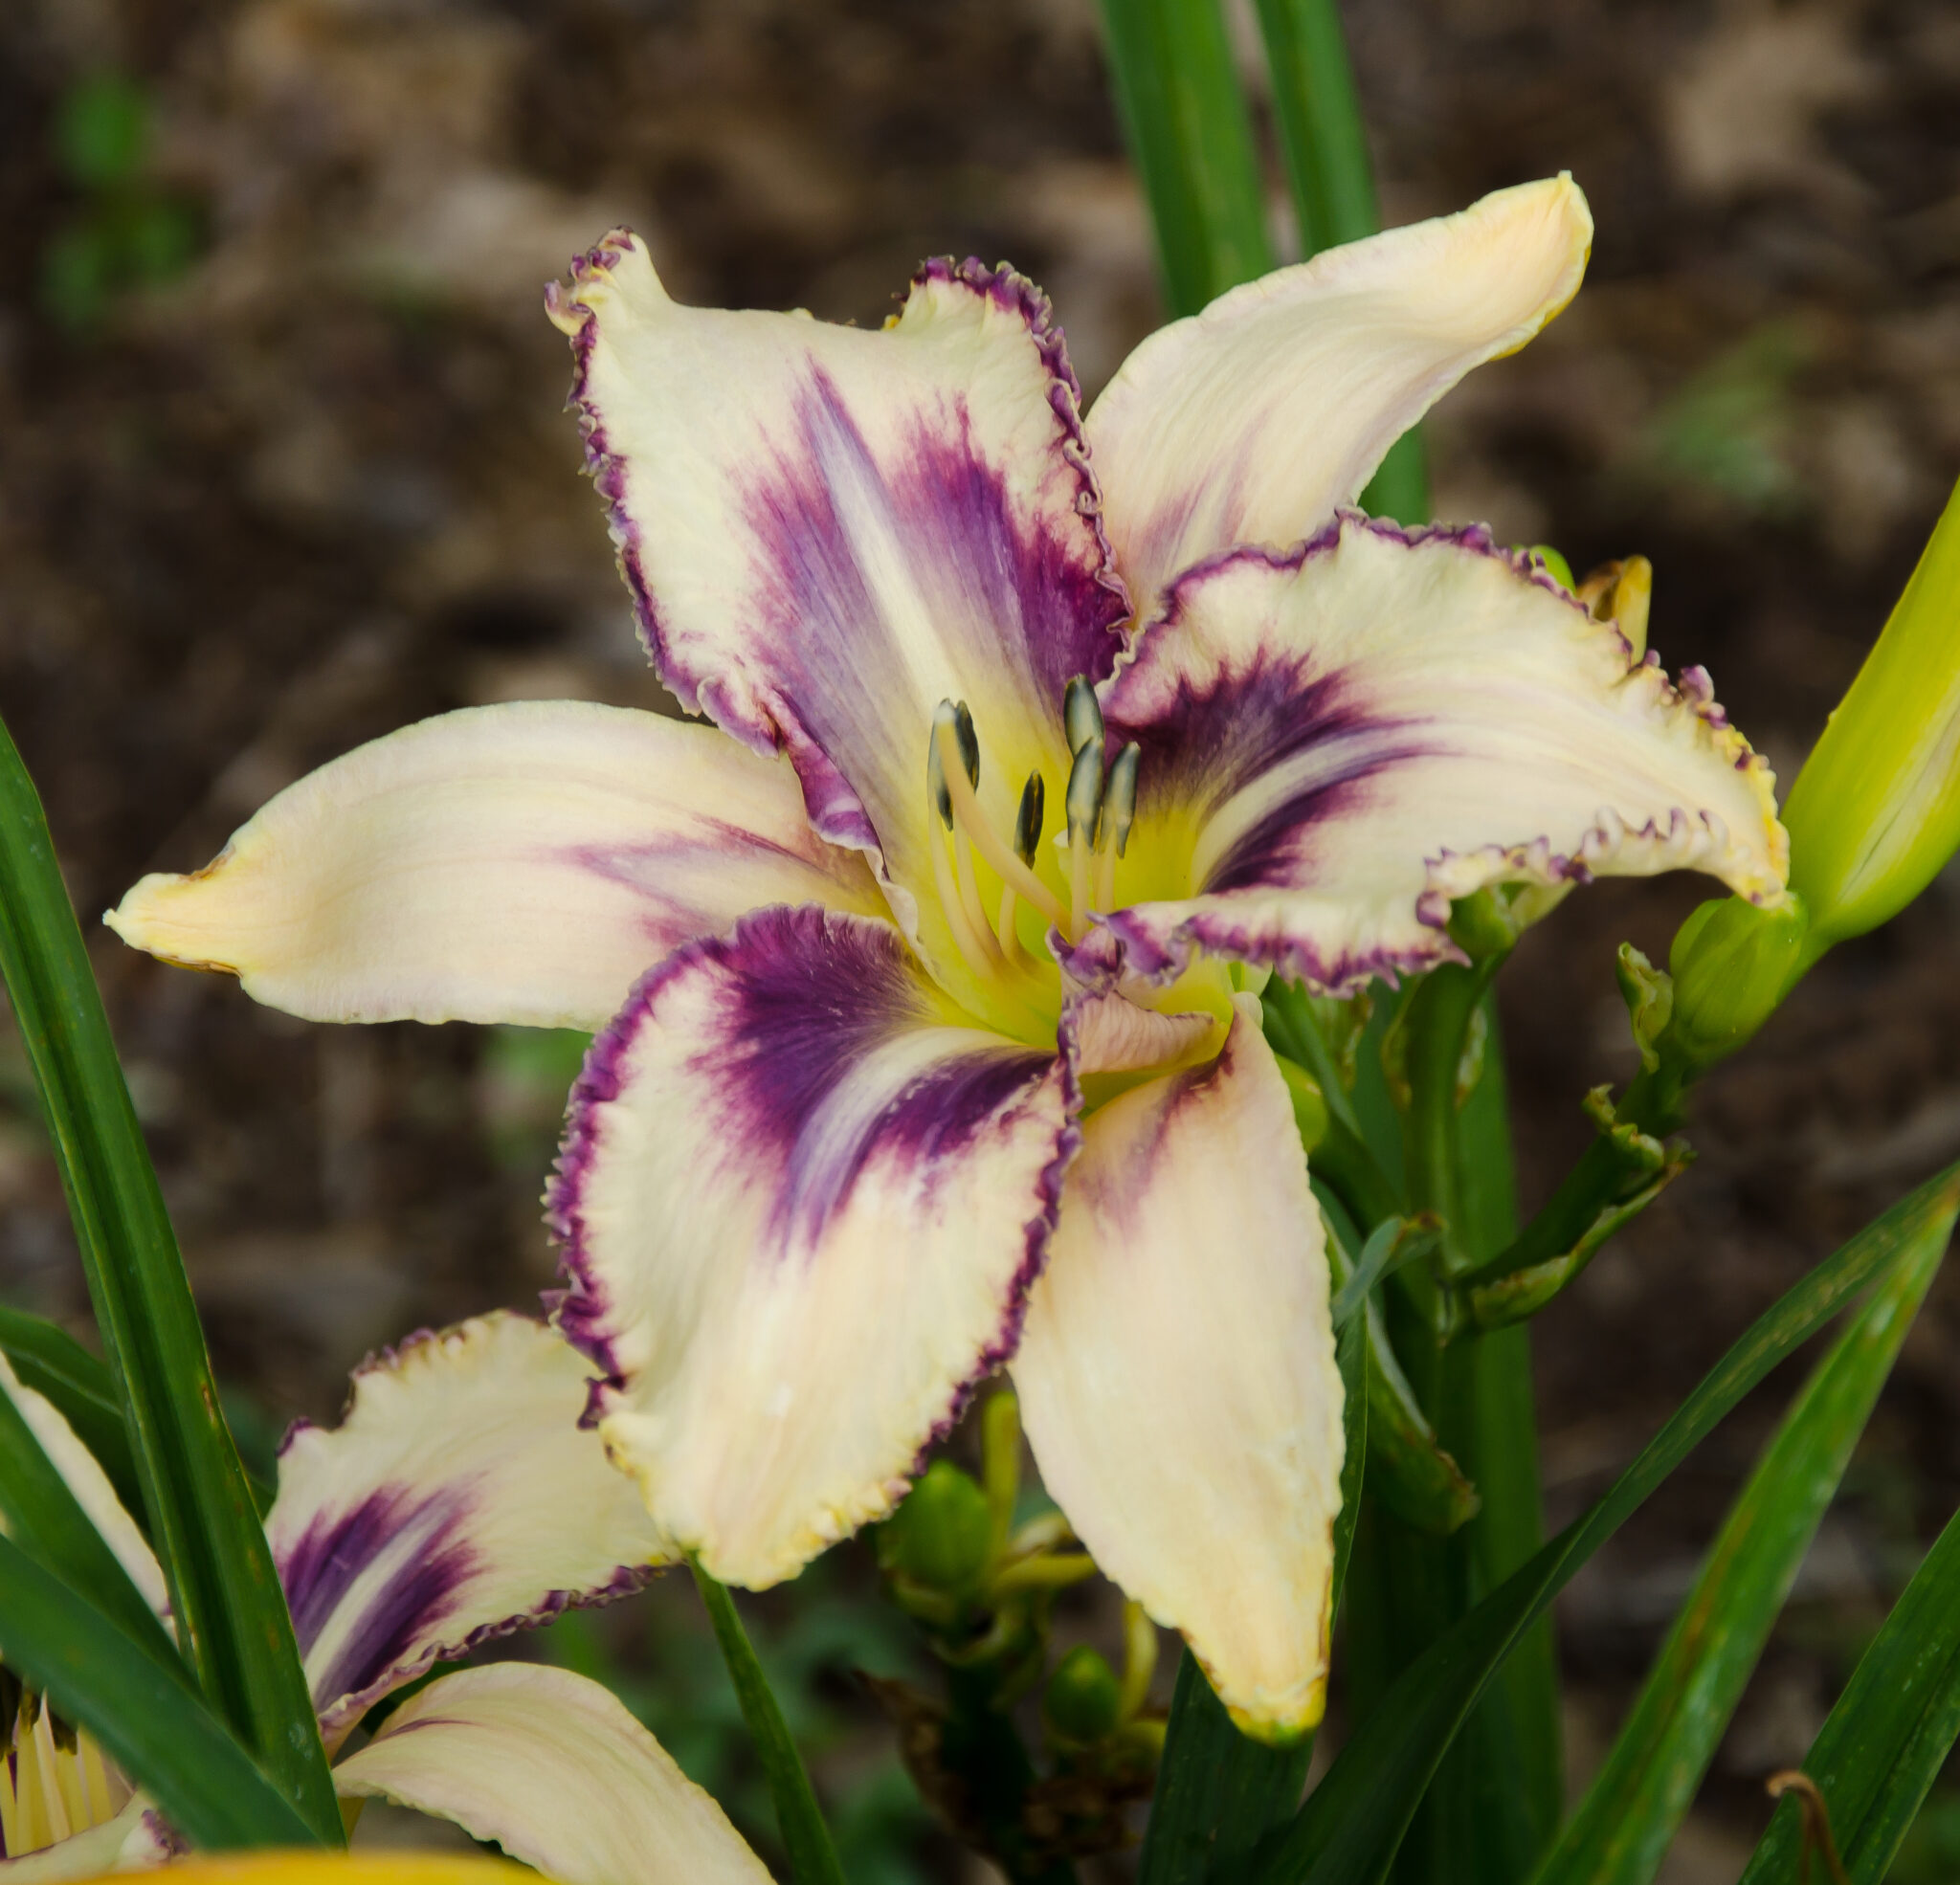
[922,680,1141,1009]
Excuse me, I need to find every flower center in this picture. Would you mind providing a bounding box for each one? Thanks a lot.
[923,679,1142,1014]
[0,1675,130,1857]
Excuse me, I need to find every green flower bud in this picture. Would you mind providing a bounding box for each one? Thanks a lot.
[1043,1644,1124,1743]
[884,1460,993,1594]
[1663,893,1810,1070]
[1782,477,1960,952]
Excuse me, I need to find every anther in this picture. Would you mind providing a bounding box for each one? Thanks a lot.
[1104,743,1141,858]
[1014,771,1045,867]
[952,700,980,788]
[1063,676,1103,757]
[926,729,953,830]
[1065,742,1104,845]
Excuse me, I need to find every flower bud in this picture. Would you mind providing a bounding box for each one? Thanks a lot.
[1043,1644,1124,1743]
[1663,893,1810,1070]
[883,1460,993,1594]
[1781,477,1960,951]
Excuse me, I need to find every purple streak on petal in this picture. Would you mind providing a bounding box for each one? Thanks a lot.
[553,245,1130,872]
[546,906,1084,1466]
[278,1485,479,1713]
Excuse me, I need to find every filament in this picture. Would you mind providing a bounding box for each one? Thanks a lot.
[933,723,1068,930]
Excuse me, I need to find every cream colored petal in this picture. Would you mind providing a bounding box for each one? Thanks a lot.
[550,906,1078,1589]
[1086,176,1593,615]
[1098,517,1787,991]
[107,700,882,1031]
[0,1354,165,1617]
[334,1665,770,1885]
[550,236,1127,1006]
[267,1313,668,1739]
[1013,1003,1342,1741]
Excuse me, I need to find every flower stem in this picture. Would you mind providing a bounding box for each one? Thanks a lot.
[690,1561,847,1885]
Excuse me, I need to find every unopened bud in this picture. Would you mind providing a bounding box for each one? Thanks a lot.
[1527,543,1575,590]
[1044,1644,1123,1743]
[1063,675,1103,757]
[884,1460,992,1594]
[1663,894,1810,1070]
[1782,477,1960,953]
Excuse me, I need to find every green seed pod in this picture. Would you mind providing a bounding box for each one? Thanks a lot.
[1044,1644,1124,1743]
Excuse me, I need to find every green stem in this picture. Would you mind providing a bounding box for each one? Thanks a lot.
[690,1561,847,1885]
[942,1661,1079,1885]
[0,712,339,1843]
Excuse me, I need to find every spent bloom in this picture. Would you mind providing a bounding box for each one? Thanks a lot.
[109,175,1787,1738]
[0,1319,772,1884]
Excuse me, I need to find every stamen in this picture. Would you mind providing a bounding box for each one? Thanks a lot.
[931,711,1068,930]
[952,829,1003,965]
[1066,742,1103,940]
[1013,771,1045,867]
[926,806,1004,987]
[1063,675,1103,756]
[1094,742,1141,915]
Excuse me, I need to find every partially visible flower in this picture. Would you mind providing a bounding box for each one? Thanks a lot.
[1781,476,1960,953]
[108,176,1788,1739]
[0,1318,768,1884]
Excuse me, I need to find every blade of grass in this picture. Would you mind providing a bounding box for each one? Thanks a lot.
[1140,1311,1368,1885]
[1234,1161,1960,1885]
[1097,0,1274,316]
[1532,1161,1949,1885]
[1738,1502,1960,1883]
[0,714,339,1842]
[691,1559,847,1885]
[0,1366,178,1667]
[0,1302,143,1523]
[0,1531,317,1851]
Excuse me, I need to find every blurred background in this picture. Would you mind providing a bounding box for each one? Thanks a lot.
[3,0,1960,1877]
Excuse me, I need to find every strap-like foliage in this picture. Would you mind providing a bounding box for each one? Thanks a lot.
[0,714,340,1843]
[1532,1169,1951,1885]
[1234,1162,1960,1885]
[1740,1501,1960,1883]
[0,1302,144,1525]
[0,1532,317,1851]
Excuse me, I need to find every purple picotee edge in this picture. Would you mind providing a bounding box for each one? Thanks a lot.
[1082,509,1783,993]
[543,899,1085,1489]
[313,1557,659,1740]
[546,236,1130,758]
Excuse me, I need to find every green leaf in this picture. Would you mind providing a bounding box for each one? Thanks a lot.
[0,1364,178,1668]
[0,1531,316,1851]
[1533,1156,1950,1885]
[1236,1161,1960,1885]
[0,715,340,1843]
[1248,0,1378,254]
[1739,1495,1960,1882]
[1096,0,1275,316]
[692,1559,847,1885]
[0,1303,144,1523]
[1139,1312,1368,1885]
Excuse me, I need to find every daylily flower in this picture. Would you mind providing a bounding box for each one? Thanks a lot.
[108,174,1788,1739]
[0,1317,778,1882]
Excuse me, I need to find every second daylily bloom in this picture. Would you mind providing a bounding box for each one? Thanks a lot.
[108,174,1788,1738]
[0,1318,772,1883]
